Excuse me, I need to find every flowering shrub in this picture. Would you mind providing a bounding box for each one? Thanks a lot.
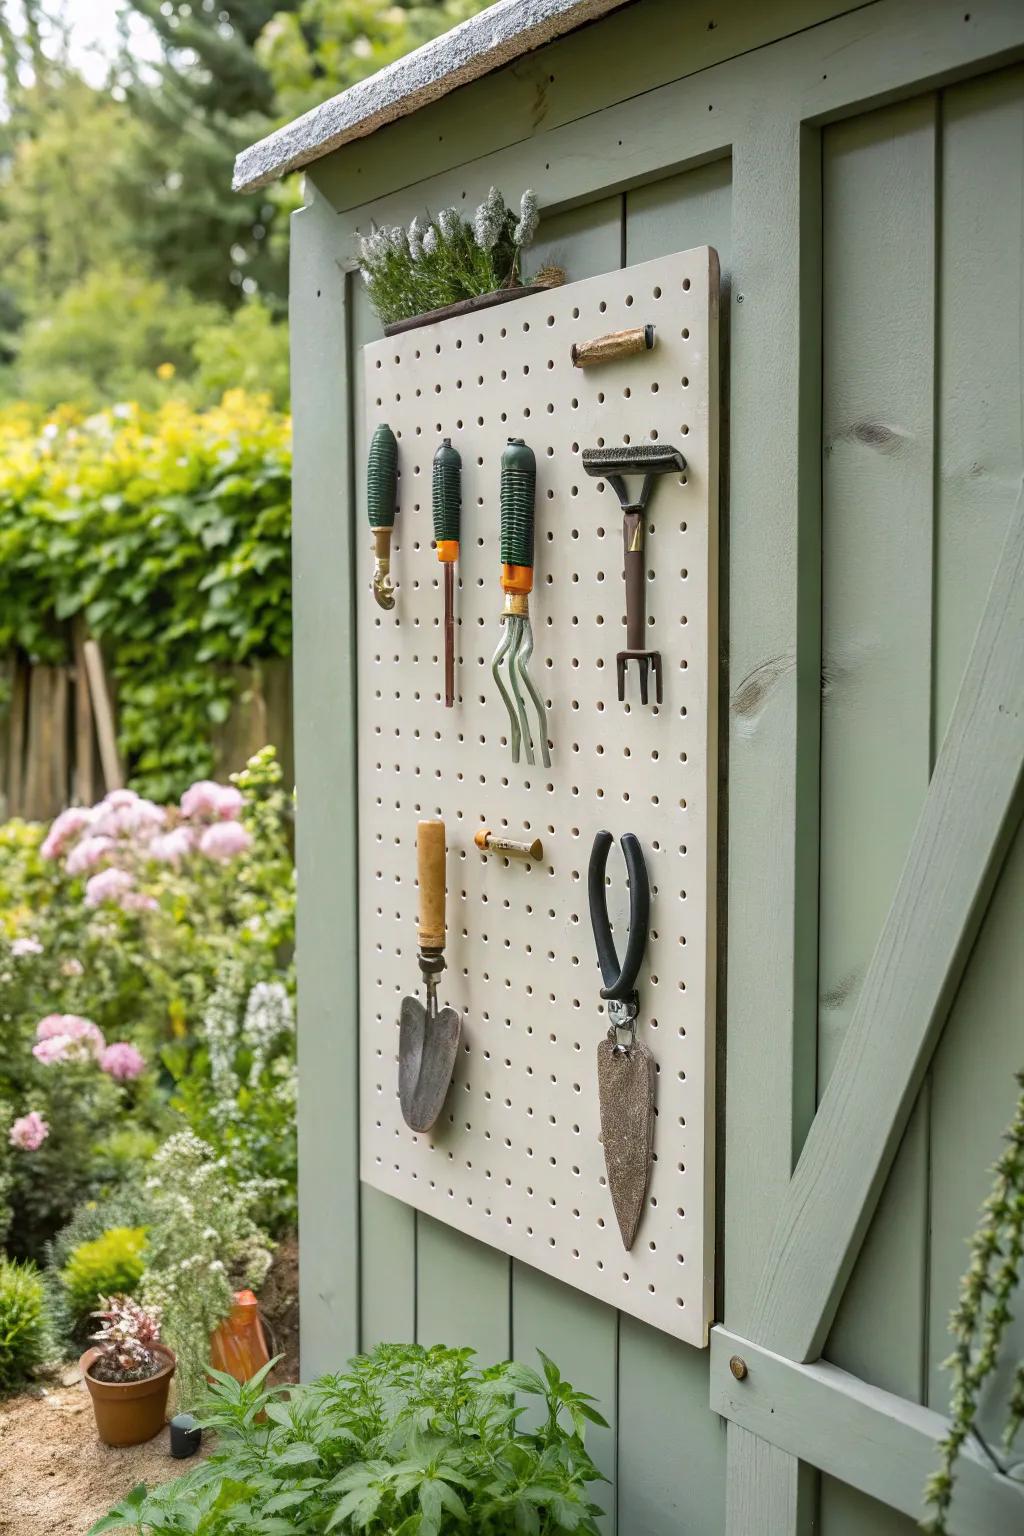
[0,392,291,799]
[89,1294,163,1384]
[0,746,295,1260]
[139,1131,273,1409]
[357,187,543,327]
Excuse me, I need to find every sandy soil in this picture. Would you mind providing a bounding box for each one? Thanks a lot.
[0,1236,300,1535]
[0,1373,203,1536]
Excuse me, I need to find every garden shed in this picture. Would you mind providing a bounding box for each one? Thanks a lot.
[235,2,1024,1532]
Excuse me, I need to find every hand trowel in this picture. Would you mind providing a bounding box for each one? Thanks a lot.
[399,820,461,1133]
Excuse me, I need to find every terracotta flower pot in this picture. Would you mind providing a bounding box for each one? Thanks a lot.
[79,1344,176,1447]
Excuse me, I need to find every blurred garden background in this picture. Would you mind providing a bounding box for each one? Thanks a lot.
[0,0,490,1459]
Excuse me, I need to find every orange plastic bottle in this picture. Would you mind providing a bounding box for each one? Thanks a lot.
[208,1289,271,1383]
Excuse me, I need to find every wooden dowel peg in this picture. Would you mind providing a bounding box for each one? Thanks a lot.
[417,819,447,952]
[474,826,543,861]
[571,324,655,368]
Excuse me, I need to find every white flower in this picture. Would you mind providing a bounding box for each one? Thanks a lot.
[514,188,539,246]
[473,186,505,251]
[11,937,43,958]
[408,215,424,260]
[422,226,437,256]
[438,206,461,240]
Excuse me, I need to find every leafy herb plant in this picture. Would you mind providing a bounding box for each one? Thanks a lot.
[91,1343,608,1534]
[357,188,546,328]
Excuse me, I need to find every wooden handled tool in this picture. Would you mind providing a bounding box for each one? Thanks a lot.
[571,324,655,368]
[367,422,398,610]
[399,820,461,1134]
[417,818,447,951]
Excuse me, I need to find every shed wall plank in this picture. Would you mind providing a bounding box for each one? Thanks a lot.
[817,98,936,1471]
[927,61,1024,1441]
[416,1216,511,1359]
[350,275,420,1351]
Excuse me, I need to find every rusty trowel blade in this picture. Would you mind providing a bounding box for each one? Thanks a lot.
[399,996,461,1133]
[597,1036,656,1251]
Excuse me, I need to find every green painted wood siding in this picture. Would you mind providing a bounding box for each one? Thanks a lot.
[817,61,1024,1536]
[291,6,1024,1532]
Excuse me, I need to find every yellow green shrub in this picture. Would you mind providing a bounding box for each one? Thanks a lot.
[62,1225,148,1329]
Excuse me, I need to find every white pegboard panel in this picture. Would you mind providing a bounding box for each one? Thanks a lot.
[357,248,718,1347]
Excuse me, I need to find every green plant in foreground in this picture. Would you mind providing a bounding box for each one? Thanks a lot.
[63,1226,148,1333]
[923,1069,1024,1532]
[90,1343,608,1534]
[0,1255,50,1393]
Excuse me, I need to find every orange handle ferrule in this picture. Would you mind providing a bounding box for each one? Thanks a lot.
[436,540,459,564]
[501,563,533,595]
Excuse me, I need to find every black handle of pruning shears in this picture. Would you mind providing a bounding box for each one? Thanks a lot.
[588,831,650,1003]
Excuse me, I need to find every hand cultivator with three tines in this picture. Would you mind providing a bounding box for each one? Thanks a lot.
[490,437,551,768]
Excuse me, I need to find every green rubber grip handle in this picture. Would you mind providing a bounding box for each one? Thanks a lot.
[432,438,462,544]
[367,423,398,530]
[500,437,536,569]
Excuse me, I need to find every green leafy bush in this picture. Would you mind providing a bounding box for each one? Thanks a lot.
[0,392,291,799]
[63,1226,148,1332]
[0,1256,50,1393]
[91,1344,607,1534]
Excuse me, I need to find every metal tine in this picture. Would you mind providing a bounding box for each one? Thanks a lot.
[506,617,536,766]
[490,620,522,761]
[513,620,551,769]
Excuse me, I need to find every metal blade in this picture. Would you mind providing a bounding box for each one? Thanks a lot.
[597,1036,656,1251]
[399,996,461,1133]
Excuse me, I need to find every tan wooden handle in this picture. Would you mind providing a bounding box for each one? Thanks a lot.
[571,324,655,368]
[417,819,446,951]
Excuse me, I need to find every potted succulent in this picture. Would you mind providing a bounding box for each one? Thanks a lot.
[79,1294,176,1447]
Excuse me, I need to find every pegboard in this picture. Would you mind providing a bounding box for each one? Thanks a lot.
[356,248,718,1347]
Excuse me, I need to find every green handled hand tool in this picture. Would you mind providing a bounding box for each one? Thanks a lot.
[432,438,462,708]
[367,421,398,610]
[490,436,551,768]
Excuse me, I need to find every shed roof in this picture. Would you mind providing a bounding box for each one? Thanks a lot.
[233,0,633,193]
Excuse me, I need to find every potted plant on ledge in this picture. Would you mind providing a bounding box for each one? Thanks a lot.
[80,1295,176,1447]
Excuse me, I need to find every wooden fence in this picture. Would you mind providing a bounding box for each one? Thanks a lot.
[0,642,292,822]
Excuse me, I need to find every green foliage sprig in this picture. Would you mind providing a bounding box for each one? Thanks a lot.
[91,1343,607,1535]
[0,393,291,800]
[924,1069,1024,1532]
[0,1255,50,1394]
[357,187,541,328]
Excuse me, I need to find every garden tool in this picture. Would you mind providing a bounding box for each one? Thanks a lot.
[490,437,551,768]
[588,829,654,1252]
[474,826,543,861]
[571,324,655,368]
[367,421,398,610]
[582,443,686,706]
[398,820,461,1134]
[432,438,462,708]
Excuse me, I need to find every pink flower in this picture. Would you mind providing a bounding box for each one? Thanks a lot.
[120,891,158,913]
[198,821,252,861]
[92,797,166,841]
[9,1111,49,1151]
[66,834,115,875]
[41,806,94,860]
[33,1014,105,1064]
[11,937,43,958]
[62,957,85,977]
[84,867,135,907]
[100,1042,146,1081]
[101,789,139,811]
[149,826,194,865]
[181,780,243,821]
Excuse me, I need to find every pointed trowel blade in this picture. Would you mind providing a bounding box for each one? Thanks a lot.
[399,996,461,1133]
[597,1036,656,1251]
